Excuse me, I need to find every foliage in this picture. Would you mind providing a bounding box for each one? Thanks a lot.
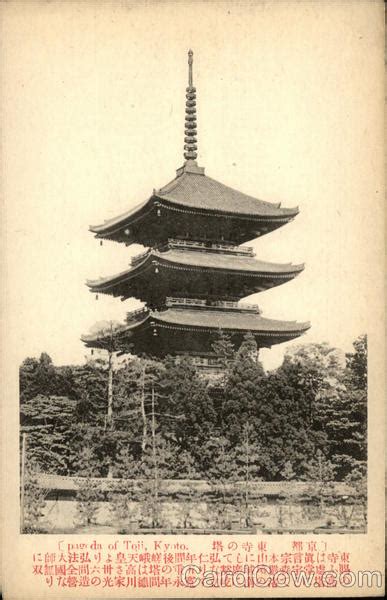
[175,450,202,528]
[75,480,103,528]
[22,463,49,533]
[221,332,265,442]
[233,423,263,526]
[345,334,367,390]
[202,436,239,528]
[74,446,103,527]
[19,334,367,528]
[211,329,235,368]
[20,395,77,474]
[157,356,217,450]
[20,353,78,402]
[108,483,140,533]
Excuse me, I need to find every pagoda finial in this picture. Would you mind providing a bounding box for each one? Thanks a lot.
[184,49,197,161]
[188,48,193,86]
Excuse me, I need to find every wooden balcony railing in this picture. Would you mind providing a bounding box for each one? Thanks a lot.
[167,238,255,256]
[166,297,206,307]
[166,297,260,313]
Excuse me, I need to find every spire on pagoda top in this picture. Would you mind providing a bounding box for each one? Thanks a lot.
[184,49,197,162]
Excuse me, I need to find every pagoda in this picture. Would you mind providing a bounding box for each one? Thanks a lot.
[82,51,310,368]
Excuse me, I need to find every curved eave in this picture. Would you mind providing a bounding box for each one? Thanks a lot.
[156,195,299,222]
[156,170,299,219]
[88,195,298,242]
[86,251,305,295]
[89,197,153,237]
[82,311,311,352]
[81,315,149,349]
[153,309,311,337]
[86,254,151,292]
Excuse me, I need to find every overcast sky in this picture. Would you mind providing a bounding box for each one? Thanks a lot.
[2,1,384,371]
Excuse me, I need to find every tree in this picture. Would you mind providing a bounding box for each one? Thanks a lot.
[222,332,265,442]
[233,423,263,527]
[136,433,178,528]
[318,338,367,481]
[176,450,202,529]
[157,356,217,452]
[300,449,336,524]
[22,460,49,533]
[108,482,141,533]
[278,342,345,431]
[346,334,367,390]
[20,353,56,401]
[342,466,367,528]
[72,360,109,424]
[281,461,297,481]
[323,387,366,480]
[74,446,103,528]
[113,357,164,455]
[270,342,348,480]
[20,353,79,402]
[20,395,77,474]
[108,447,141,532]
[211,329,235,368]
[202,436,238,528]
[83,320,132,478]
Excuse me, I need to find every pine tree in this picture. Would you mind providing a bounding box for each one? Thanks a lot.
[22,460,49,533]
[211,329,235,368]
[202,436,238,528]
[157,356,217,452]
[136,433,178,528]
[319,337,367,481]
[20,395,77,474]
[108,446,141,532]
[176,450,202,529]
[345,334,367,390]
[74,446,103,528]
[222,332,265,442]
[233,423,262,527]
[301,449,336,522]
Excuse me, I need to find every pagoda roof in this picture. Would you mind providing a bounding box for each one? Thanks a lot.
[82,307,310,356]
[159,248,303,273]
[89,50,300,246]
[89,164,298,241]
[156,167,298,218]
[87,247,304,302]
[153,307,309,333]
[90,198,150,236]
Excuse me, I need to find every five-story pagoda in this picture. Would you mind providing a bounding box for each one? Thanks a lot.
[82,51,310,367]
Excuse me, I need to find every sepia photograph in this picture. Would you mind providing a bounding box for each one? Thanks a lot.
[18,45,368,536]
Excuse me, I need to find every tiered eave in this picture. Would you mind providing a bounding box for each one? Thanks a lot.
[90,164,299,246]
[82,304,310,357]
[87,243,304,306]
[84,50,309,363]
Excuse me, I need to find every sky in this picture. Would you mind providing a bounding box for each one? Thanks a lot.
[2,0,384,371]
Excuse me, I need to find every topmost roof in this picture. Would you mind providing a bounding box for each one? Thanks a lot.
[155,162,298,217]
[90,163,299,236]
[89,51,299,240]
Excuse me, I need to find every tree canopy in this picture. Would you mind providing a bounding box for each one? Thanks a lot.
[19,335,367,483]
